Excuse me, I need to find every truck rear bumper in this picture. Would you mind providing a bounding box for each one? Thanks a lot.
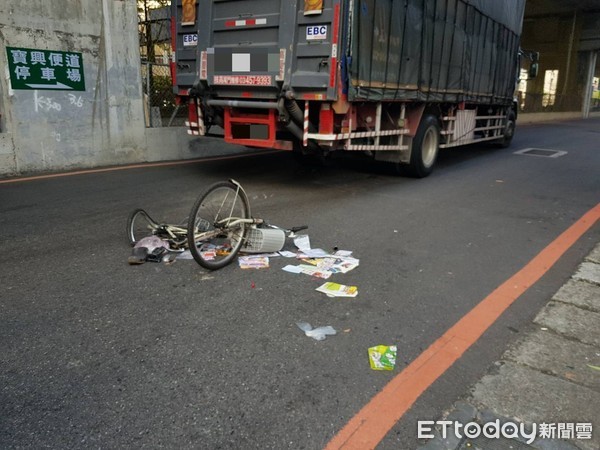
[223,108,292,151]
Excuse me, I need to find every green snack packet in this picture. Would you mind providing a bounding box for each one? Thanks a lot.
[368,345,397,370]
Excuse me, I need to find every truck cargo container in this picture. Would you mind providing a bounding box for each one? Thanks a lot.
[171,0,536,177]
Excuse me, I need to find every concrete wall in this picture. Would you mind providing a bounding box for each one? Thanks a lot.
[0,0,195,176]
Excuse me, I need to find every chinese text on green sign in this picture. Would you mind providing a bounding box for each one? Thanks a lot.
[7,47,85,91]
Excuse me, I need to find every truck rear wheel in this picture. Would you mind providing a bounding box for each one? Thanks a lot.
[405,114,440,178]
[497,110,516,148]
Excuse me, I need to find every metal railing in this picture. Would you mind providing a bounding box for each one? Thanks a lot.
[140,61,188,127]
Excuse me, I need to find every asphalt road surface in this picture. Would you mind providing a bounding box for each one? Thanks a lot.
[1,118,599,449]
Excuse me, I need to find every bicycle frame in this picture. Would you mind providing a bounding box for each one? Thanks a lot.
[190,217,263,244]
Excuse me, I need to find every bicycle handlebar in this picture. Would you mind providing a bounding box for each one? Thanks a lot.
[290,225,308,233]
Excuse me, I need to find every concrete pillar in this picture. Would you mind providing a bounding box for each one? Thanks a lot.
[582,51,598,119]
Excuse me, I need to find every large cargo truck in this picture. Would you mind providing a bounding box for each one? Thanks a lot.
[171,0,534,177]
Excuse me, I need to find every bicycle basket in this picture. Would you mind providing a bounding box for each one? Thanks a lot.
[242,227,285,253]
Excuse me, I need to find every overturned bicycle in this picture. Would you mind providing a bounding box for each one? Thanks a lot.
[126,179,307,270]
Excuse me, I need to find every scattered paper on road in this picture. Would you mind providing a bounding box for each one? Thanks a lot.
[279,250,297,258]
[282,264,332,279]
[368,345,397,370]
[201,249,217,261]
[294,235,311,251]
[242,252,280,258]
[299,248,329,258]
[238,256,270,269]
[316,282,358,297]
[298,265,332,279]
[282,265,303,274]
[326,257,359,274]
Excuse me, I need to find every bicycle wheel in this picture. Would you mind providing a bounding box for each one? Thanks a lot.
[126,209,160,246]
[187,181,250,270]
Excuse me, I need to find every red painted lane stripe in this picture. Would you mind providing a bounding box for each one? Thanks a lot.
[0,151,280,184]
[325,202,600,450]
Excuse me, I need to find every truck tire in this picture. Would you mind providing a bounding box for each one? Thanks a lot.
[497,110,516,148]
[406,114,440,178]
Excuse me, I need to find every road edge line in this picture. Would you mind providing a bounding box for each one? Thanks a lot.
[0,150,280,184]
[325,202,600,450]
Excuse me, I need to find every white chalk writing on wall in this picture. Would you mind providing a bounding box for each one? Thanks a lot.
[33,91,84,113]
[34,90,61,113]
[68,94,83,107]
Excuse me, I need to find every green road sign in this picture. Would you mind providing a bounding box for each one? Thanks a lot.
[6,47,86,91]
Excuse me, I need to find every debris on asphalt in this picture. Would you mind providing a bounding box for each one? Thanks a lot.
[299,248,329,258]
[200,249,217,261]
[245,252,280,258]
[128,247,149,265]
[296,322,337,341]
[238,256,270,269]
[587,364,600,372]
[127,226,363,303]
[282,264,331,278]
[316,282,358,298]
[313,256,359,274]
[146,246,167,263]
[163,253,178,265]
[368,345,397,370]
[298,265,332,279]
[282,241,360,278]
[128,236,171,265]
[282,265,303,274]
[176,250,194,260]
[294,234,311,251]
[134,236,171,251]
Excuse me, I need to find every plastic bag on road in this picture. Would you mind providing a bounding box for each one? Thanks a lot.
[296,322,337,341]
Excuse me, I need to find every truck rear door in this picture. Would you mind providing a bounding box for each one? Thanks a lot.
[171,0,200,94]
[197,0,343,100]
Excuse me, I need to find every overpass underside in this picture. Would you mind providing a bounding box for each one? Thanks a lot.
[521,0,600,118]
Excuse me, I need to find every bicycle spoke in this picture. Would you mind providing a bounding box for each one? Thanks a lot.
[187,181,250,269]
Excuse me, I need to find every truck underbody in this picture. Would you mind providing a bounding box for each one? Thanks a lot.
[173,0,524,177]
[186,96,515,176]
